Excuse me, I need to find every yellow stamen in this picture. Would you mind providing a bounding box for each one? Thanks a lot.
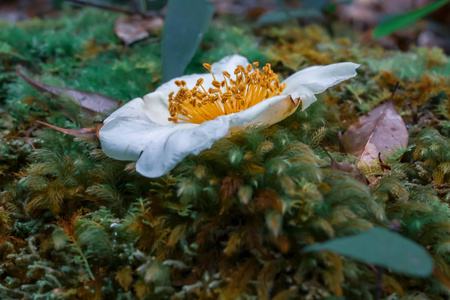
[168,61,286,124]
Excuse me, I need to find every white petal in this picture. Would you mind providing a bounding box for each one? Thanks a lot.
[143,91,172,125]
[281,62,359,110]
[100,98,198,161]
[103,97,146,126]
[296,94,317,111]
[136,117,230,178]
[223,95,296,131]
[210,54,250,75]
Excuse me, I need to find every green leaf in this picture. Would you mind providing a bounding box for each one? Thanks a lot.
[373,0,449,39]
[147,0,168,10]
[302,227,433,277]
[161,0,215,82]
[257,9,322,26]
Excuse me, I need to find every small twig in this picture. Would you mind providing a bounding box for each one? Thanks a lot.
[319,143,335,162]
[338,131,346,154]
[388,81,399,102]
[378,152,391,171]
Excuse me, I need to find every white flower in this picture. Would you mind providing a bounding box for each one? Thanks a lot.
[100,55,359,178]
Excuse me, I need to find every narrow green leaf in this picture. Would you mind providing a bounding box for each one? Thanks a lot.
[147,0,168,10]
[161,0,215,82]
[373,0,449,39]
[302,227,433,277]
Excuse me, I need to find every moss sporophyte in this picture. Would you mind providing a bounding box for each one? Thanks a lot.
[99,55,359,178]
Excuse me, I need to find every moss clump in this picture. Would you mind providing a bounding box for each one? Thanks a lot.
[1,7,449,300]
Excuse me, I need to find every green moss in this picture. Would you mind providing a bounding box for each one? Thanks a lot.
[0,7,449,300]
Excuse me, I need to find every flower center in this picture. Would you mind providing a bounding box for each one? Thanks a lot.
[168,62,286,124]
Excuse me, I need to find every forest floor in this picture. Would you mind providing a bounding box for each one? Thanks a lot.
[0,6,449,300]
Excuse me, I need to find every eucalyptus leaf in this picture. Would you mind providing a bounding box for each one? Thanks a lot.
[161,0,215,82]
[302,227,433,277]
[373,0,449,39]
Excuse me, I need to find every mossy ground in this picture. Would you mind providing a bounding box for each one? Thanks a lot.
[0,8,449,300]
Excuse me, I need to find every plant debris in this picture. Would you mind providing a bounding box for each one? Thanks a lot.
[114,15,163,46]
[0,7,449,300]
[343,101,408,167]
[16,66,119,114]
[36,120,101,140]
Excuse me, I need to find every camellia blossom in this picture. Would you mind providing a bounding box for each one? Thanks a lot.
[100,55,359,178]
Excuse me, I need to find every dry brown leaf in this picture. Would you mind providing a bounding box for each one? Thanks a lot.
[343,101,408,166]
[16,66,119,115]
[321,145,368,184]
[36,120,102,140]
[331,160,368,184]
[114,15,163,46]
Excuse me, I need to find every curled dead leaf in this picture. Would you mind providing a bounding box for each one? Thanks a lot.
[114,15,163,46]
[321,145,368,184]
[343,101,408,166]
[331,160,368,184]
[16,66,119,115]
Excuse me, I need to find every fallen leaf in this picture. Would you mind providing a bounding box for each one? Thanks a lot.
[302,227,434,278]
[16,66,119,115]
[114,15,163,46]
[343,101,408,166]
[36,120,102,140]
[321,145,367,184]
[331,160,368,184]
